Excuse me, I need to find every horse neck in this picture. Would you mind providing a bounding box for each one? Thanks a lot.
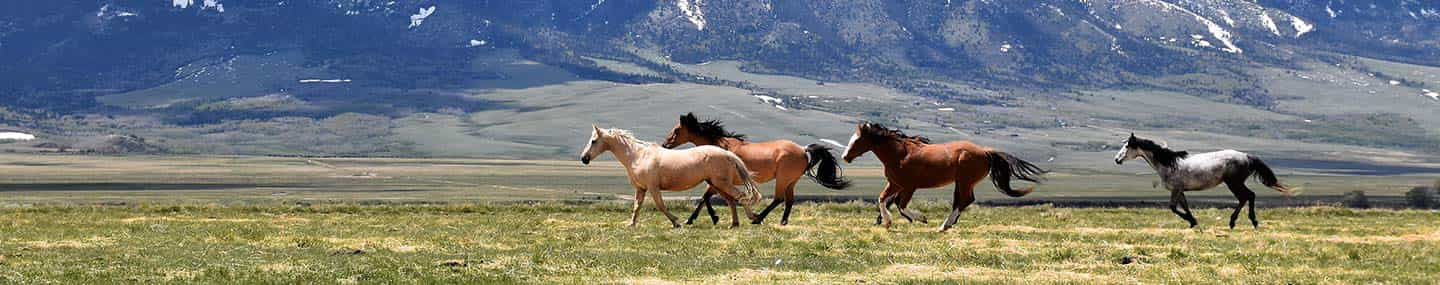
[1137,151,1174,174]
[869,139,913,166]
[607,137,653,171]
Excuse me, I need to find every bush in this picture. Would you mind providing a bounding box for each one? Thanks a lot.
[1406,187,1439,209]
[1341,191,1369,209]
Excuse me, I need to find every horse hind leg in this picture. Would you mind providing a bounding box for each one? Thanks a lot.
[685,190,719,225]
[1247,192,1260,229]
[940,182,978,232]
[1224,179,1256,229]
[752,185,786,225]
[779,182,797,226]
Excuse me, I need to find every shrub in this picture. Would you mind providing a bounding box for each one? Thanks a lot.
[1406,187,1439,209]
[1341,191,1369,209]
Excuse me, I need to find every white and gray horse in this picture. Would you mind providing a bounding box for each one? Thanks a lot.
[1114,133,1293,228]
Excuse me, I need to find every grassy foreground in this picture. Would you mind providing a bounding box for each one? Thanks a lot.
[1,203,1437,284]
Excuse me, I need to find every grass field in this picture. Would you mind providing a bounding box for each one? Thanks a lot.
[1,153,1437,283]
[1,203,1437,283]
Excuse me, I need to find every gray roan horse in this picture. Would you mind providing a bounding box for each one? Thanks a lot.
[1114,133,1293,229]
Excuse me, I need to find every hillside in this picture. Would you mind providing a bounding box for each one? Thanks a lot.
[1,0,1438,170]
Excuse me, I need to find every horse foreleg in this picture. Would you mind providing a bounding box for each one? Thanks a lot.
[1170,190,1198,228]
[876,183,900,229]
[648,188,680,228]
[630,188,647,227]
[896,189,926,224]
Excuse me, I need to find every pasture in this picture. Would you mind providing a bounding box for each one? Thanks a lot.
[2,204,1437,283]
[0,153,1437,283]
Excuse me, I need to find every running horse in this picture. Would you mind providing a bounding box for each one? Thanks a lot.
[661,113,851,225]
[579,125,764,228]
[1114,133,1293,228]
[841,122,1047,232]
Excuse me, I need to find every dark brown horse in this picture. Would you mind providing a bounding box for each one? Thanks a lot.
[841,122,1046,232]
[662,113,851,225]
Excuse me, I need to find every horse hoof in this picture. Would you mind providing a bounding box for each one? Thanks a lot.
[750,220,763,225]
[779,221,788,226]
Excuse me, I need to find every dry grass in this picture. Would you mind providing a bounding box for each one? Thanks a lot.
[0,203,1436,284]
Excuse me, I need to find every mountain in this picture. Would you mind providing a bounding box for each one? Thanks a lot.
[1,0,1438,170]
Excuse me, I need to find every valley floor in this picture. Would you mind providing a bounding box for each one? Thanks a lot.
[0,204,1437,283]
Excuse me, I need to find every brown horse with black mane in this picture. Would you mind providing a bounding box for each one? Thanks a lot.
[663,113,851,225]
[841,122,1047,232]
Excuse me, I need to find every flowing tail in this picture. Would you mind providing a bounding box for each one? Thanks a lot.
[726,152,764,206]
[1247,155,1293,194]
[985,151,1048,197]
[804,144,852,190]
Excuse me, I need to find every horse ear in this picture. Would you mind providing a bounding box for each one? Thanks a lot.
[592,124,601,133]
[680,113,698,126]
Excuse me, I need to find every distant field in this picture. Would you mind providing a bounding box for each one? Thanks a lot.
[0,204,1436,283]
[0,153,1435,207]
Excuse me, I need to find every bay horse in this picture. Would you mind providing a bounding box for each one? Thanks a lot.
[579,125,764,228]
[661,113,851,226]
[841,122,1046,232]
[1114,133,1293,229]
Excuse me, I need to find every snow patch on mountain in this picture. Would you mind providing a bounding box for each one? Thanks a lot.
[1141,0,1241,53]
[1259,13,1280,36]
[676,0,706,31]
[1217,9,1235,26]
[409,6,436,29]
[172,0,223,12]
[1290,16,1314,38]
[0,132,35,141]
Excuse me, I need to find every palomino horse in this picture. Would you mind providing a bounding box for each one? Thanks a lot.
[579,125,764,228]
[661,113,851,226]
[1114,133,1293,229]
[841,122,1046,232]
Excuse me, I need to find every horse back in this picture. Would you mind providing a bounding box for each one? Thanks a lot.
[729,140,806,182]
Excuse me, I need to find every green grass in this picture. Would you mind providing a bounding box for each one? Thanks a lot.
[1,203,1436,283]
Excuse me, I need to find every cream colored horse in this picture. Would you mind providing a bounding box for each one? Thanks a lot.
[580,125,763,228]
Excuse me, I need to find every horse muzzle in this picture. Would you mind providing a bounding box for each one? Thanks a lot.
[1114,159,1123,165]
[581,156,591,165]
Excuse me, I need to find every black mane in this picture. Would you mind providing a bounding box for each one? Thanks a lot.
[680,113,746,141]
[860,122,931,144]
[1128,136,1189,167]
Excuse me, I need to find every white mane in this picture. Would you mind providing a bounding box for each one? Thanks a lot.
[603,128,656,147]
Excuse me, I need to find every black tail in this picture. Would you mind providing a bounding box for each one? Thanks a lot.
[804,144,852,190]
[1248,155,1292,193]
[986,151,1047,197]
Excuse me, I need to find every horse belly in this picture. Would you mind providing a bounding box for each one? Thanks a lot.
[1172,172,1223,191]
[891,163,956,189]
[642,161,709,191]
